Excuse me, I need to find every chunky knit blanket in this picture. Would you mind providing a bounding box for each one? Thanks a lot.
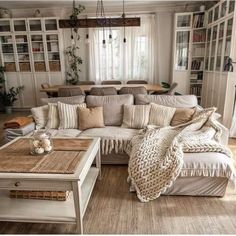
[127,108,234,202]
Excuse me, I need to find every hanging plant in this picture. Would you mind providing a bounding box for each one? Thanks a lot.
[65,3,85,85]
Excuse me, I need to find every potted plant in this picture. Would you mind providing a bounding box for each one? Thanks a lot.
[65,4,85,85]
[0,86,24,114]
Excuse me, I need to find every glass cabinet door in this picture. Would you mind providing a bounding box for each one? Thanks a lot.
[205,28,212,70]
[45,19,58,31]
[221,1,227,18]
[29,19,42,31]
[14,20,26,31]
[216,22,225,71]
[0,20,11,32]
[31,35,46,72]
[176,14,191,28]
[214,5,220,22]
[15,35,30,71]
[46,34,61,71]
[223,18,233,71]
[209,25,218,71]
[175,31,190,70]
[208,10,213,24]
[229,1,235,14]
[0,35,16,72]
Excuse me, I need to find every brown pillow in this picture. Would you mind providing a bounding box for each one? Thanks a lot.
[78,107,105,131]
[171,108,196,126]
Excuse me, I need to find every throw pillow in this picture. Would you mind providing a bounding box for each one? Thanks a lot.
[31,105,48,128]
[122,105,151,129]
[148,103,176,127]
[46,103,59,129]
[58,102,86,129]
[78,107,105,131]
[171,108,196,126]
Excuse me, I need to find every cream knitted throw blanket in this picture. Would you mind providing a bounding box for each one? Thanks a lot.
[127,108,234,202]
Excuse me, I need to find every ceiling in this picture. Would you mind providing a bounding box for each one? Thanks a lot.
[0,1,216,10]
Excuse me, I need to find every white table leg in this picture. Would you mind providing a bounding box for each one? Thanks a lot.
[72,181,83,234]
[96,148,101,180]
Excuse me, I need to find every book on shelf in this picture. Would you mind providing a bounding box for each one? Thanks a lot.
[191,59,204,70]
[190,84,202,96]
[193,14,205,28]
[193,31,206,42]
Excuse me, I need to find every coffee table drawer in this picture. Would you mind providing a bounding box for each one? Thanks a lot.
[0,179,72,191]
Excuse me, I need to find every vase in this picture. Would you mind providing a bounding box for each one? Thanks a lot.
[30,130,53,155]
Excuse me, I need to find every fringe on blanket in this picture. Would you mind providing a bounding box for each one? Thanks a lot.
[101,138,130,155]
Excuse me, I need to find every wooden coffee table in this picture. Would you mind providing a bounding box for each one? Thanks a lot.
[0,137,101,234]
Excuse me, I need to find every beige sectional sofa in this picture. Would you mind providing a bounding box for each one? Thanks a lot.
[5,94,235,197]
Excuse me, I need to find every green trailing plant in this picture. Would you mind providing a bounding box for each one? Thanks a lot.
[65,4,85,85]
[0,86,24,106]
[0,66,5,84]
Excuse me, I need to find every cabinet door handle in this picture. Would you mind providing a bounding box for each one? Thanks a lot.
[14,181,21,187]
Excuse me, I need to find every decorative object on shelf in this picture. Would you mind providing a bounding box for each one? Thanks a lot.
[0,86,24,114]
[30,130,53,155]
[0,8,11,18]
[224,57,236,72]
[200,4,206,12]
[59,1,140,29]
[34,9,41,17]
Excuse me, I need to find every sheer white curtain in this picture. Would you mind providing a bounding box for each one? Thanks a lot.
[88,15,158,83]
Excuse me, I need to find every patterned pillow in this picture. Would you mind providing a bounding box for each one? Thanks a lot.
[31,105,48,128]
[58,102,86,129]
[148,103,176,127]
[46,103,59,129]
[122,105,151,129]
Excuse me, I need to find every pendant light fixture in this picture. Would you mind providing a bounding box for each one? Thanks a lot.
[122,0,126,43]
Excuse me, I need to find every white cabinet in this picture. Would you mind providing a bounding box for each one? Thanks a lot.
[0,17,65,109]
[173,0,236,128]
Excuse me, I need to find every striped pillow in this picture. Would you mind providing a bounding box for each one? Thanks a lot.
[122,105,151,129]
[58,102,86,129]
[149,103,176,127]
[31,105,49,128]
[46,103,59,129]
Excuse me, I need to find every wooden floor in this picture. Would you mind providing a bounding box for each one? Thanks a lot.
[0,111,236,234]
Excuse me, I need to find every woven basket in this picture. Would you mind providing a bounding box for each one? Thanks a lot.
[10,190,70,201]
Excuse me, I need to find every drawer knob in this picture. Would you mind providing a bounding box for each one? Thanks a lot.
[14,181,21,187]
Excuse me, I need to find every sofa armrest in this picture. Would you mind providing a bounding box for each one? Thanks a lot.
[214,120,229,145]
[4,122,36,143]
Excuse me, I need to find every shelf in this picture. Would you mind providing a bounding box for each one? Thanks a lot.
[0,168,99,224]
[32,41,43,43]
[1,43,13,45]
[192,42,206,44]
[193,27,206,30]
[33,52,44,54]
[191,70,203,72]
[192,56,205,58]
[16,42,28,44]
[48,51,59,53]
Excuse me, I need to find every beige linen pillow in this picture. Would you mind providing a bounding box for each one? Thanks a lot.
[31,105,48,128]
[78,107,105,131]
[58,102,86,129]
[122,105,151,129]
[148,103,176,127]
[46,103,59,129]
[171,108,196,126]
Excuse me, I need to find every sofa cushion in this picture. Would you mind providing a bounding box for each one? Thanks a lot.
[47,129,81,137]
[180,152,235,179]
[41,95,85,105]
[135,94,198,108]
[78,107,105,130]
[122,104,151,129]
[171,108,196,126]
[149,103,176,127]
[58,102,86,129]
[80,126,140,154]
[46,103,59,129]
[31,105,48,129]
[86,94,134,126]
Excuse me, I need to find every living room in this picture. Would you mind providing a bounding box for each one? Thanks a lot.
[0,0,236,234]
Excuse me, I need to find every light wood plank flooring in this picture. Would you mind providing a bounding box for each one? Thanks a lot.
[0,111,236,234]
